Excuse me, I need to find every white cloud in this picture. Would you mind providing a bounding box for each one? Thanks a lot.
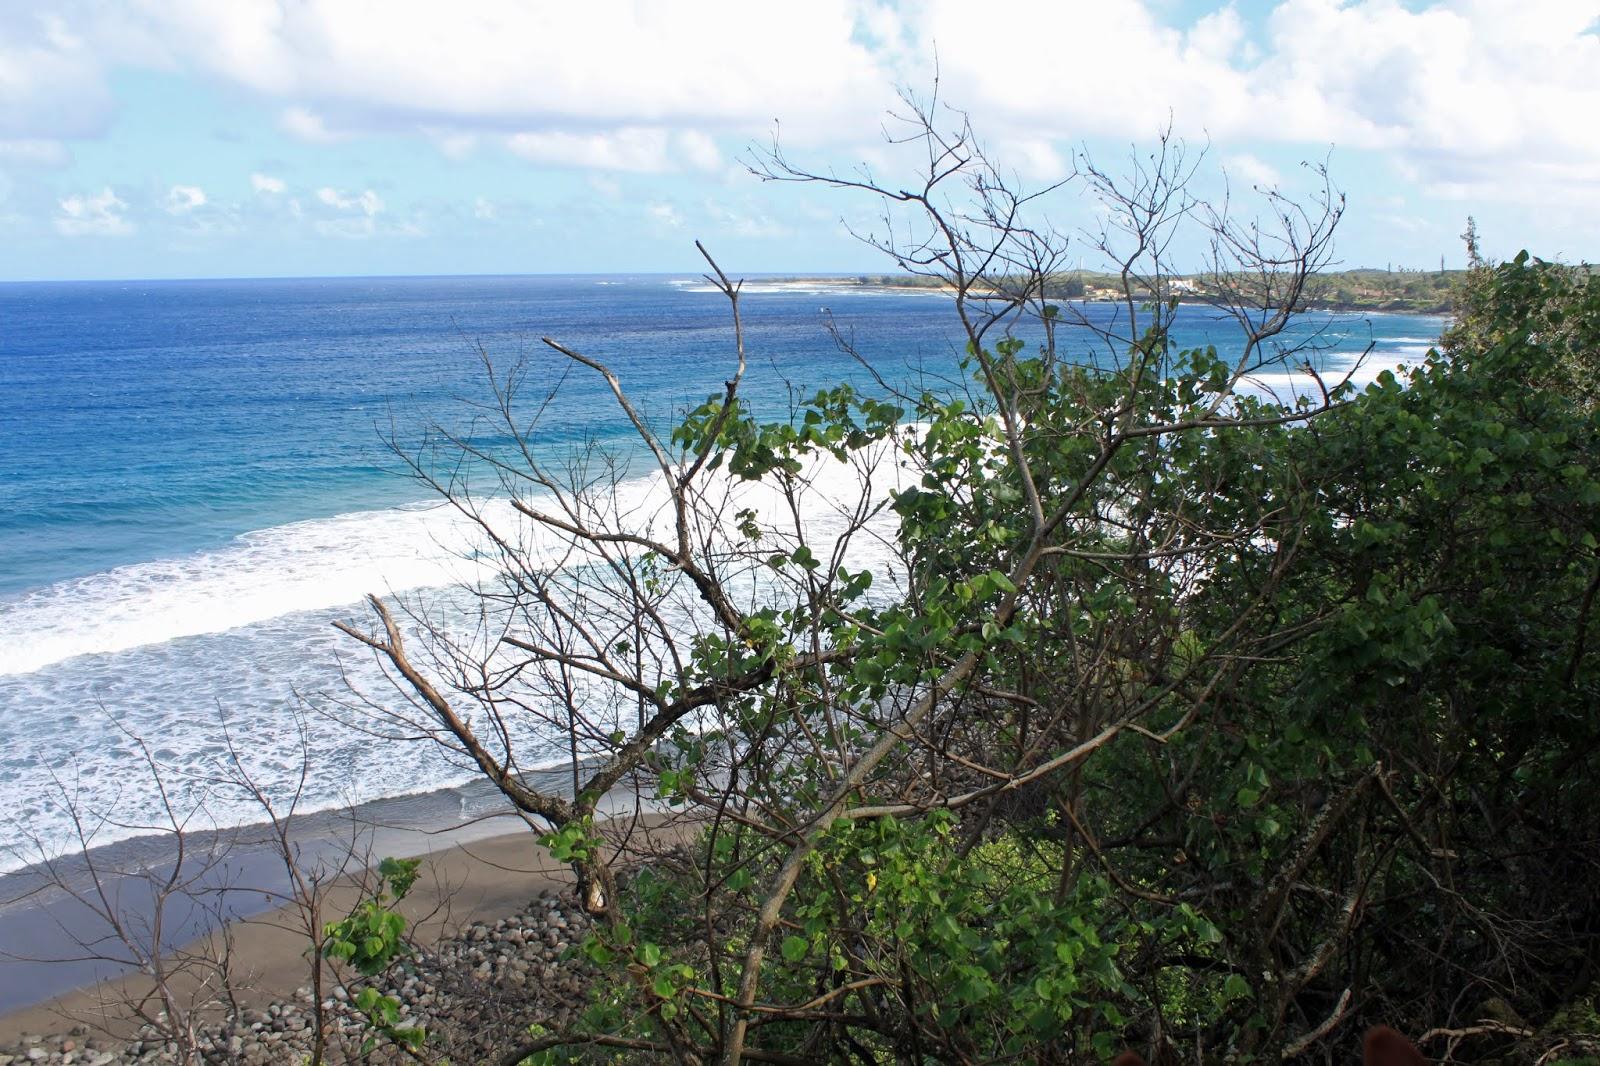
[0,139,70,167]
[1188,5,1256,65]
[904,0,1253,144]
[1224,153,1281,190]
[310,185,393,237]
[55,187,131,236]
[473,196,494,220]
[676,130,722,173]
[1000,138,1072,182]
[704,200,791,240]
[1245,0,1600,203]
[647,202,683,229]
[164,184,206,213]
[0,2,895,167]
[0,12,113,141]
[127,2,890,138]
[891,0,1600,210]
[281,106,343,144]
[250,172,286,194]
[507,128,722,174]
[315,186,383,215]
[1,1,1597,217]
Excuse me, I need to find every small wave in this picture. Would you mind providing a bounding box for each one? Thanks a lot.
[0,500,495,676]
[672,281,952,300]
[0,470,696,678]
[1243,358,1404,398]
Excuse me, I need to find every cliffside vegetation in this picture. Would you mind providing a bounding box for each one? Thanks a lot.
[339,99,1600,1064]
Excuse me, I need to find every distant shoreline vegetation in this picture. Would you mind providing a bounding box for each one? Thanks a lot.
[775,268,1486,314]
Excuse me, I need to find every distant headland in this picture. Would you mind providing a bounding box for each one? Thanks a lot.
[772,267,1476,314]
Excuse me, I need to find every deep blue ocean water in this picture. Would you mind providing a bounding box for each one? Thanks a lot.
[0,274,1446,869]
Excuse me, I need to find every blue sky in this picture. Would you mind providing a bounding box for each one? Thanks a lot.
[1,0,1595,281]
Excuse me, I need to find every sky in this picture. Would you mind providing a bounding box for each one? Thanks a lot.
[0,0,1596,281]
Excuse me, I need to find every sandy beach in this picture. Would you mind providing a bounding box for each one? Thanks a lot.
[0,775,681,1048]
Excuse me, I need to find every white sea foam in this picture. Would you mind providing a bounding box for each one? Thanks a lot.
[674,280,952,299]
[0,441,918,873]
[0,500,501,677]
[1244,363,1384,394]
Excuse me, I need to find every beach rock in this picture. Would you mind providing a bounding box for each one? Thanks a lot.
[0,887,608,1066]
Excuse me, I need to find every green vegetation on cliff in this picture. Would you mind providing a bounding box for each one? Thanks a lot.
[807,266,1473,313]
[342,110,1600,1064]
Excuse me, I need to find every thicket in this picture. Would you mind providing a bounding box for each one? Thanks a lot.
[338,102,1600,1064]
[1300,268,1459,312]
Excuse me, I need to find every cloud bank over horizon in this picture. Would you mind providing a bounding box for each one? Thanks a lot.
[0,1,1595,279]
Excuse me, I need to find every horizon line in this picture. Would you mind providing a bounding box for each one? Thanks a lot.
[0,263,1482,286]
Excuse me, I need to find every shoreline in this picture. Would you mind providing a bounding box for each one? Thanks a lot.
[766,275,1457,316]
[0,769,671,1041]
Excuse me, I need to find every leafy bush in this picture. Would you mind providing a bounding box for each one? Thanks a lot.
[352,111,1599,1063]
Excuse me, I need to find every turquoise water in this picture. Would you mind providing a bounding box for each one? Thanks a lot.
[0,274,1446,868]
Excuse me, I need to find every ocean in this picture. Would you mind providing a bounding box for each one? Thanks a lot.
[0,274,1447,872]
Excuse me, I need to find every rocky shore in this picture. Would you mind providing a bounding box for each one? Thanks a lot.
[0,889,598,1065]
